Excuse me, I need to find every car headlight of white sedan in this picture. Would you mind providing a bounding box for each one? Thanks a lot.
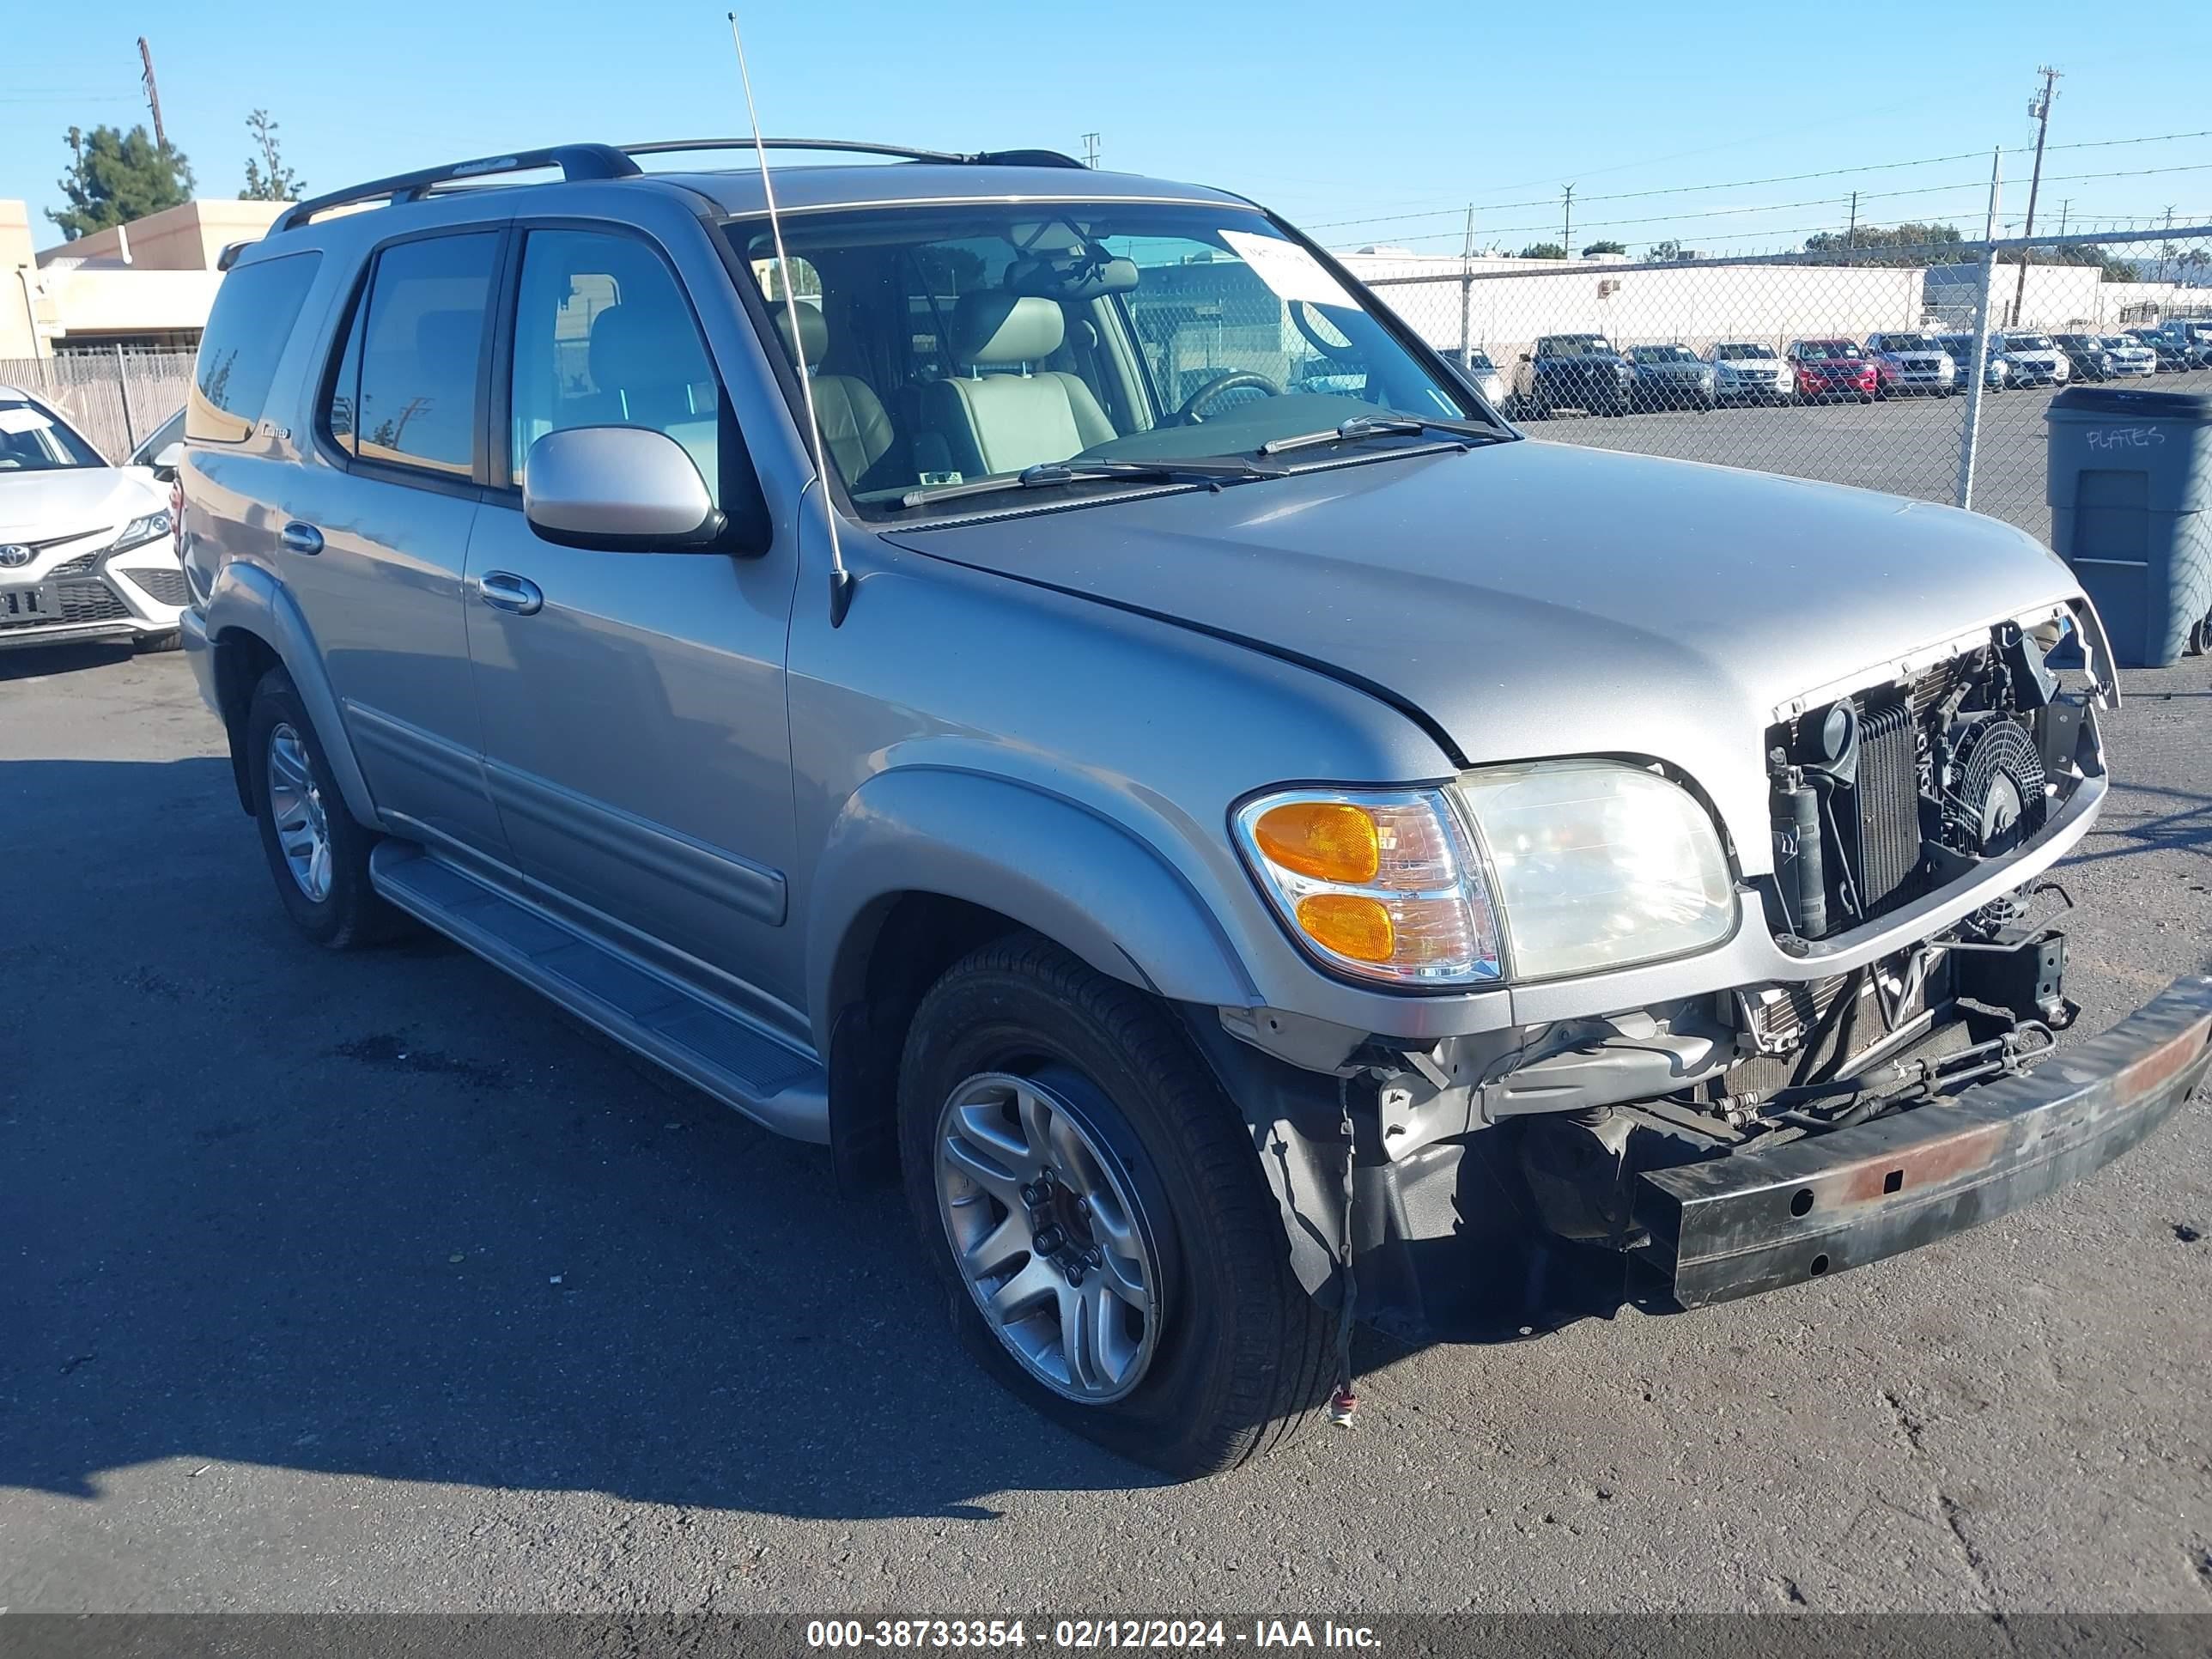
[110,509,174,552]
[1234,762,1737,988]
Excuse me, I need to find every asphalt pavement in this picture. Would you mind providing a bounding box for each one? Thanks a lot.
[2,629,2209,1613]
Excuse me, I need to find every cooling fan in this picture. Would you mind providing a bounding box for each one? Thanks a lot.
[1942,717,2046,857]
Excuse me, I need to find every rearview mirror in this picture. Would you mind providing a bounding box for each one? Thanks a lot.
[523,426,726,552]
[149,441,183,481]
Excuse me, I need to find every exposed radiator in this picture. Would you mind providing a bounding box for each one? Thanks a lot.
[1850,696,1922,915]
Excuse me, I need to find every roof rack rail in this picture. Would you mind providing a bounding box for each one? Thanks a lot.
[619,137,1089,170]
[270,143,642,235]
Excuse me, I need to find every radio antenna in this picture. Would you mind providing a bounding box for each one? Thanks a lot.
[728,9,854,625]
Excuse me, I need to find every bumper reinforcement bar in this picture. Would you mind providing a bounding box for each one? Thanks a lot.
[1634,976,2212,1308]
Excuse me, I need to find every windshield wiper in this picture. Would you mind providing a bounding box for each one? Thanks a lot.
[894,457,1283,510]
[1257,415,1504,457]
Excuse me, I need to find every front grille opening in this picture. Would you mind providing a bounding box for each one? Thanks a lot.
[1766,638,2061,944]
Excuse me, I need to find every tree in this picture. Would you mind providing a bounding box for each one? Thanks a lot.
[49,124,194,239]
[1802,222,1971,266]
[1648,239,1699,262]
[240,110,305,202]
[1580,240,1626,257]
[1518,242,1566,260]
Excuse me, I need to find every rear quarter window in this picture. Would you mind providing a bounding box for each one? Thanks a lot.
[188,251,324,443]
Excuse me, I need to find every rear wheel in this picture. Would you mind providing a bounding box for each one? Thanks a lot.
[899,936,1333,1477]
[246,666,400,949]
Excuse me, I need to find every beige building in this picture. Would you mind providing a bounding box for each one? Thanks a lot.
[2,198,287,359]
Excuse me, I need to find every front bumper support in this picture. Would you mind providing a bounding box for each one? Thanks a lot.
[1634,977,2212,1307]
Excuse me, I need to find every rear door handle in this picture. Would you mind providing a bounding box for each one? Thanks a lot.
[477,570,544,617]
[279,521,323,556]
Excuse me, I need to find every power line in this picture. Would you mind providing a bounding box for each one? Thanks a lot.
[1305,126,2212,234]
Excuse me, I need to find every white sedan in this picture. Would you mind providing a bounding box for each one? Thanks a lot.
[0,386,187,653]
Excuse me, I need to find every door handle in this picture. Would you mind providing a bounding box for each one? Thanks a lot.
[477,570,544,617]
[279,521,323,556]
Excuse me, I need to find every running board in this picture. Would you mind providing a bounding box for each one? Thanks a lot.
[368,842,830,1143]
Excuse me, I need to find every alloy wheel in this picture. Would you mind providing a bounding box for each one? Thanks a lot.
[933,1070,1162,1403]
[266,722,332,902]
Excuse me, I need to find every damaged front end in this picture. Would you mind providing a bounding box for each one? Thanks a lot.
[1201,608,2211,1343]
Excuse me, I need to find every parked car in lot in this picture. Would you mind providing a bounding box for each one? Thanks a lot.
[1704,340,1790,405]
[2124,327,2195,372]
[1459,347,1507,408]
[1510,332,1633,417]
[2053,333,2154,380]
[1995,331,2070,388]
[0,385,187,653]
[173,137,2212,1477]
[1931,333,2012,392]
[1786,338,1876,403]
[1624,343,1717,411]
[1863,331,1957,397]
[2151,319,2212,368]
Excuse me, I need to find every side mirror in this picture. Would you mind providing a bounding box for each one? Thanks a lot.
[523,426,727,553]
[149,441,183,482]
[1518,352,1532,364]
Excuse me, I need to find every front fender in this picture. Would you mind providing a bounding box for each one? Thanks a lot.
[806,767,1261,1042]
[201,560,379,827]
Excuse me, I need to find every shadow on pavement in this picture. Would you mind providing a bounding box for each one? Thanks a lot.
[1,757,1181,1520]
[0,641,141,684]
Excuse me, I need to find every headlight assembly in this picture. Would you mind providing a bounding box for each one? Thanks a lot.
[112,510,173,551]
[1236,762,1736,990]
[1233,789,1502,987]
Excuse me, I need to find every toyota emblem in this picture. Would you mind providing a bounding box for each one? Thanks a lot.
[0,544,33,569]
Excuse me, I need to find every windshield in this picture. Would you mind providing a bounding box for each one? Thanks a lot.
[1797,341,1862,361]
[1879,334,1935,351]
[0,399,102,471]
[1632,345,1696,362]
[2008,334,2054,350]
[1541,336,1614,357]
[2100,336,2136,349]
[1464,351,1496,371]
[1713,343,1773,361]
[726,203,1486,516]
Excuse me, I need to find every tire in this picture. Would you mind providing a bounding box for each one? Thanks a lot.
[898,935,1334,1478]
[1856,391,1875,404]
[246,665,401,949]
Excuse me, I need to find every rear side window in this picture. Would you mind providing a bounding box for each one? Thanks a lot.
[187,252,322,443]
[325,232,499,479]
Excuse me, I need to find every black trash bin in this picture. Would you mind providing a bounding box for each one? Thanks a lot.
[2045,385,2212,668]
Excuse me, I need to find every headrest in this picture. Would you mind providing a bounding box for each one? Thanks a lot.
[954,293,1065,368]
[772,301,830,368]
[415,309,482,363]
[588,304,704,390]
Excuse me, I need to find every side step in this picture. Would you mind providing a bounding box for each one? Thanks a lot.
[368,842,830,1143]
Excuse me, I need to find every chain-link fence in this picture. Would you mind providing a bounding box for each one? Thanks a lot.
[0,347,196,463]
[1358,223,2212,545]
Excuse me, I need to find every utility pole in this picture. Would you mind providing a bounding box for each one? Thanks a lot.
[2160,205,2176,282]
[1846,191,1858,250]
[1079,132,1100,169]
[2008,64,2060,325]
[137,36,167,152]
[2056,198,2069,239]
[1461,204,1476,260]
[1561,184,1574,258]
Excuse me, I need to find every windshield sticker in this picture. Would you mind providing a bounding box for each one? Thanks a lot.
[1218,231,1355,310]
[0,407,54,435]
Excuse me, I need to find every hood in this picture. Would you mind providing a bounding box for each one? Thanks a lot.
[0,466,162,542]
[884,441,2081,867]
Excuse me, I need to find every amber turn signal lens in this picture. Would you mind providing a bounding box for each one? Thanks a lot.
[1254,801,1381,884]
[1295,893,1395,963]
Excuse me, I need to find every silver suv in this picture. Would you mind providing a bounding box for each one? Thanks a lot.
[176,139,2212,1477]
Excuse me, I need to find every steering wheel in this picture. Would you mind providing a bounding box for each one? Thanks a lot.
[1171,370,1282,425]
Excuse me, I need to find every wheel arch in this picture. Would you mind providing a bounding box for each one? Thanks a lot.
[811,769,1264,1184]
[202,562,378,825]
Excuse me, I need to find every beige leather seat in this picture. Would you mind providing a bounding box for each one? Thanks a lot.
[921,293,1115,477]
[772,303,895,483]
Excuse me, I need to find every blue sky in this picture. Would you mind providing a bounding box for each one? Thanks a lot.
[5,1,2208,255]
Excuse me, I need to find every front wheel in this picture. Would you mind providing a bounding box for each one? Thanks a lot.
[899,936,1333,1477]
